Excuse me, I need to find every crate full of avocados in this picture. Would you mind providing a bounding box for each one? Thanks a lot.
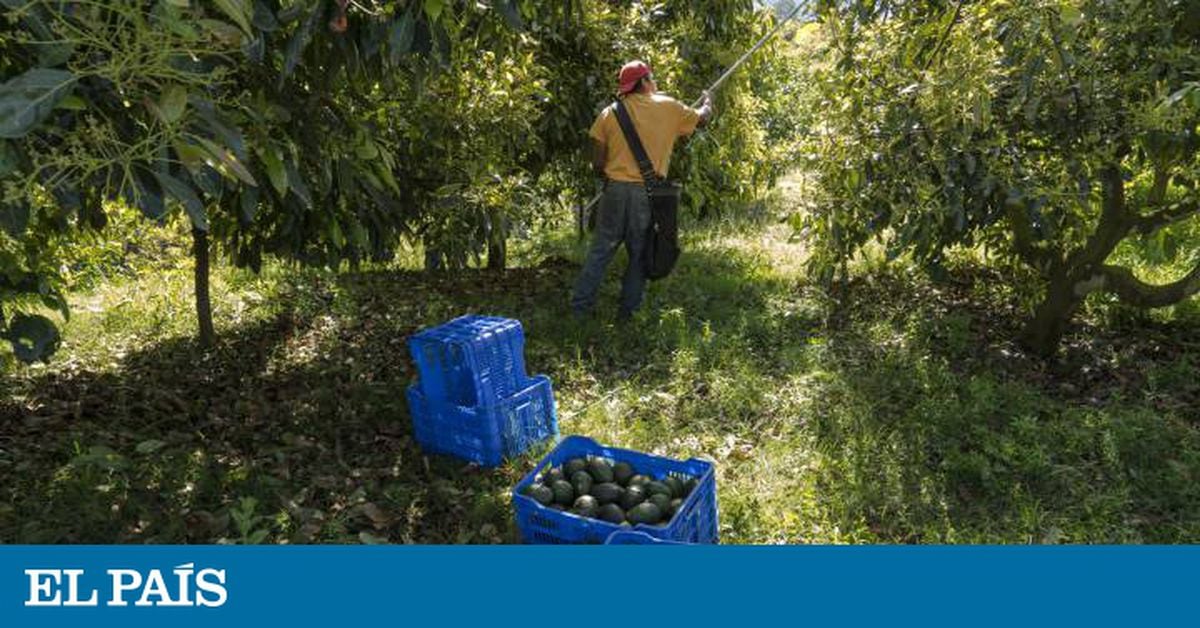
[512,436,718,544]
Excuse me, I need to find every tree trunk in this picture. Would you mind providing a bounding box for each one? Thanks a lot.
[193,228,215,347]
[487,210,507,271]
[487,234,507,271]
[1018,275,1083,357]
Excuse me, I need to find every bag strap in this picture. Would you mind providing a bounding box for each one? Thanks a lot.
[612,100,660,189]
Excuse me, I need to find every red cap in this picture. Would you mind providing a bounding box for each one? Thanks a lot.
[617,61,652,95]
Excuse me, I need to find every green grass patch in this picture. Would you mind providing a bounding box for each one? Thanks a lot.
[3,213,1199,544]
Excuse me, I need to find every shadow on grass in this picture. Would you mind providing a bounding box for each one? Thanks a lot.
[801,271,1200,543]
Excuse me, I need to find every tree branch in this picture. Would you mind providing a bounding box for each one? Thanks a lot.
[921,1,965,72]
[1101,262,1200,308]
[1135,199,1200,235]
[1065,165,1132,270]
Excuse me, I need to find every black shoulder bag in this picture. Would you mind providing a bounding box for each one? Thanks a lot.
[613,100,681,281]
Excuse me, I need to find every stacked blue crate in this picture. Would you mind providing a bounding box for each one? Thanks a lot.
[407,315,558,467]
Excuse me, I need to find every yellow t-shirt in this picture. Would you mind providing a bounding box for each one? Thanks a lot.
[589,93,701,183]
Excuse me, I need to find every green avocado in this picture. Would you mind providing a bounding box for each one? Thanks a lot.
[626,502,663,526]
[591,482,623,505]
[587,459,614,484]
[572,495,599,518]
[647,493,672,517]
[551,480,575,506]
[620,485,647,511]
[571,470,593,496]
[564,458,588,477]
[613,462,635,486]
[522,483,554,506]
[667,498,683,517]
[645,481,672,499]
[664,476,685,499]
[543,467,566,486]
[627,475,652,488]
[597,503,625,524]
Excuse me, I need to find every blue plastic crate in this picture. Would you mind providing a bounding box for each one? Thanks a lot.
[604,530,687,545]
[512,436,718,545]
[406,375,557,467]
[408,315,529,408]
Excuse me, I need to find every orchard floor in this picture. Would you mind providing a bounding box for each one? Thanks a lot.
[3,212,1200,544]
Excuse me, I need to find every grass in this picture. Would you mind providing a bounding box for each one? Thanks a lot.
[3,200,1200,544]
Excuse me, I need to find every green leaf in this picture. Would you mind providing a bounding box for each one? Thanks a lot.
[285,159,312,208]
[1059,4,1082,27]
[199,18,245,45]
[0,141,19,177]
[136,440,166,454]
[128,172,166,220]
[3,313,61,364]
[281,7,320,85]
[0,201,30,237]
[55,94,86,111]
[498,0,524,31]
[173,140,209,172]
[251,1,280,32]
[213,0,254,35]
[239,185,259,223]
[155,171,208,231]
[389,13,416,63]
[0,69,77,139]
[262,149,288,196]
[423,0,444,22]
[158,86,188,123]
[196,136,259,186]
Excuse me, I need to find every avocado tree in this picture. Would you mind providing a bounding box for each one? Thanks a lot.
[0,0,529,353]
[1,0,796,365]
[801,0,1200,356]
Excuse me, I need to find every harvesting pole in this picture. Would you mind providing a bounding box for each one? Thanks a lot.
[577,2,808,237]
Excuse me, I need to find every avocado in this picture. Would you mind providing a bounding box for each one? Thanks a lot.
[683,477,699,497]
[591,482,623,505]
[620,485,647,511]
[522,483,554,506]
[587,459,614,484]
[664,476,684,499]
[564,458,588,477]
[572,495,599,518]
[597,503,625,524]
[645,481,672,499]
[626,502,663,525]
[668,498,683,517]
[627,474,651,488]
[543,467,566,486]
[648,493,672,516]
[551,480,575,506]
[571,470,593,496]
[613,462,635,486]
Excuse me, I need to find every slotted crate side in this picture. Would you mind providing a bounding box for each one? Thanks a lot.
[408,315,530,408]
[512,436,718,545]
[406,375,557,467]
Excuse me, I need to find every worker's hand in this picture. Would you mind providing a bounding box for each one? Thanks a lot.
[698,90,715,127]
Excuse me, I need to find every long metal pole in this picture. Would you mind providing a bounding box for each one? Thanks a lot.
[577,2,807,230]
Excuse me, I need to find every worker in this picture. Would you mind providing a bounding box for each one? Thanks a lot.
[571,60,714,321]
